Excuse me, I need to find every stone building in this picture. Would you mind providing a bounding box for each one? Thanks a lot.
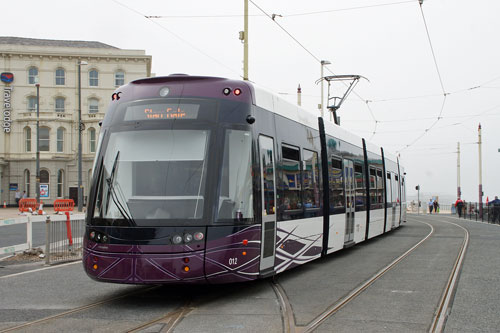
[0,37,152,206]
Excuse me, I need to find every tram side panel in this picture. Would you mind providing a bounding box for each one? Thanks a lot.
[366,150,385,239]
[322,132,368,253]
[272,112,324,273]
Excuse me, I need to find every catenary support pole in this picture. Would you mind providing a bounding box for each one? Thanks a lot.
[457,142,461,199]
[478,124,483,218]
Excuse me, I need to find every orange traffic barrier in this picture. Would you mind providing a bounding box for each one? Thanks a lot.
[19,198,38,213]
[54,199,75,213]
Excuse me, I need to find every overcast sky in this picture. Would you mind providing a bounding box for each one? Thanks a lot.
[3,0,499,203]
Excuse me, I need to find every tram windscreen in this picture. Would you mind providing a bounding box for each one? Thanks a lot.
[94,129,209,225]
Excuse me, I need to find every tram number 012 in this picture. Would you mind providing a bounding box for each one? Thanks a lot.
[229,258,238,266]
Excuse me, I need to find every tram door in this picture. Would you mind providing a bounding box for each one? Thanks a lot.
[344,159,355,243]
[259,136,277,272]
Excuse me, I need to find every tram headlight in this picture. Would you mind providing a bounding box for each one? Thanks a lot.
[194,232,204,241]
[159,86,170,97]
[183,233,193,243]
[223,88,231,96]
[89,231,96,240]
[172,235,183,245]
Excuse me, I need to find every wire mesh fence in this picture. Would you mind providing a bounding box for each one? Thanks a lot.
[45,215,85,265]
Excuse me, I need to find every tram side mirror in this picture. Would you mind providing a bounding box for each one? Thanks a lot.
[246,115,255,124]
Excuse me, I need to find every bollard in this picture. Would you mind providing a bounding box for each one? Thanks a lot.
[45,215,51,265]
[26,214,32,250]
[65,211,73,251]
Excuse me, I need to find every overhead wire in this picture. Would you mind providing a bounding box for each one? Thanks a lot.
[142,1,417,19]
[111,0,242,79]
[250,0,381,137]
[396,0,449,154]
[116,0,496,154]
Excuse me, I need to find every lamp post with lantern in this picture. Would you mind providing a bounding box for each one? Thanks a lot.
[77,60,87,212]
[35,78,40,204]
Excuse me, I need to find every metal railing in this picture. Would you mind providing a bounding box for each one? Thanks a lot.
[408,202,500,224]
[0,216,34,255]
[45,214,85,265]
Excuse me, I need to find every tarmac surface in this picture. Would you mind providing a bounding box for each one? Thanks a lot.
[0,213,499,332]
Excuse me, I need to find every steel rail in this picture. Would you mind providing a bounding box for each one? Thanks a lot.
[126,305,192,333]
[271,281,297,333]
[0,285,160,333]
[428,220,469,333]
[272,220,434,333]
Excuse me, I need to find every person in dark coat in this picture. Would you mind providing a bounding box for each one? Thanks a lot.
[455,198,464,218]
[433,200,439,214]
[488,196,500,223]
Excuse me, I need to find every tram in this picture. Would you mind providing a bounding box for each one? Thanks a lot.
[83,75,406,284]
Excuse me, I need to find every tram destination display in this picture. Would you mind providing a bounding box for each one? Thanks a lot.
[124,102,200,121]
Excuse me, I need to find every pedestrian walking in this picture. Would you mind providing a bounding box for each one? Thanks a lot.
[15,189,22,206]
[488,196,500,224]
[22,191,27,199]
[433,200,439,214]
[428,199,433,214]
[455,198,464,218]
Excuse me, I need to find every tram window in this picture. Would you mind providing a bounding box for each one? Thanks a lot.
[303,149,321,217]
[369,167,377,206]
[329,157,344,214]
[376,169,384,205]
[280,144,302,220]
[217,129,253,221]
[354,163,366,211]
[98,129,210,222]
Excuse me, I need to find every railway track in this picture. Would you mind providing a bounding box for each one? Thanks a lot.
[271,216,469,333]
[0,216,470,332]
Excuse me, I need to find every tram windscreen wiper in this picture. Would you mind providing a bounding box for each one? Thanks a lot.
[104,151,136,225]
[104,151,120,215]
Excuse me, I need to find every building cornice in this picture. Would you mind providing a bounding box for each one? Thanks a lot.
[1,51,151,63]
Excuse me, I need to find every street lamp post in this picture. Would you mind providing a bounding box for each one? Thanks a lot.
[77,60,87,212]
[320,60,331,118]
[35,80,40,204]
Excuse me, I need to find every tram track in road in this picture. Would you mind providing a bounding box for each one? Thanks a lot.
[272,219,437,333]
[418,215,470,333]
[0,285,164,333]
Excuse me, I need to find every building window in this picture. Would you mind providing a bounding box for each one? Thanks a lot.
[25,127,32,152]
[39,127,50,151]
[57,169,64,198]
[89,98,98,114]
[40,170,50,197]
[115,71,125,86]
[28,96,37,112]
[89,70,98,86]
[89,128,96,153]
[28,67,38,84]
[57,127,64,152]
[55,97,65,113]
[55,68,65,85]
[24,169,30,197]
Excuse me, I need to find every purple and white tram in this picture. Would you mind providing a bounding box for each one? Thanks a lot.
[83,75,406,284]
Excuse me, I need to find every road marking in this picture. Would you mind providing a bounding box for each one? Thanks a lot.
[0,260,81,279]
